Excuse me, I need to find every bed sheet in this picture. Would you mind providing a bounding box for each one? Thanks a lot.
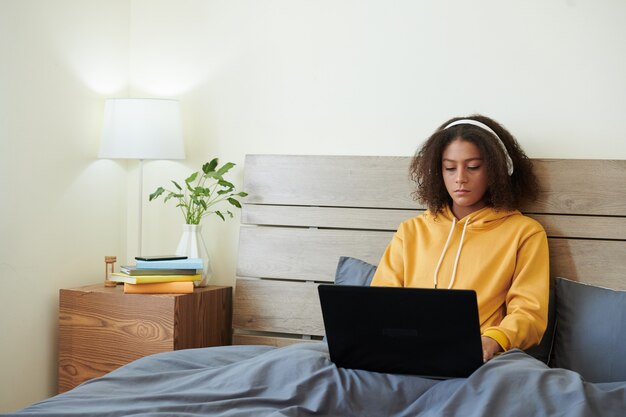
[7,343,626,417]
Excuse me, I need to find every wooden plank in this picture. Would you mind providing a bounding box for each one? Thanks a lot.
[242,204,626,240]
[530,214,626,241]
[549,240,626,290]
[237,227,392,281]
[527,159,626,216]
[242,205,420,231]
[232,333,319,347]
[237,226,626,284]
[243,155,626,216]
[233,278,324,336]
[243,154,417,209]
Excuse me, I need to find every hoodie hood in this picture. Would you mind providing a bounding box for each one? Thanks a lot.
[432,205,520,231]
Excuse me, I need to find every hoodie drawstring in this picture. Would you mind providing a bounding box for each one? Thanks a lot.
[433,216,471,289]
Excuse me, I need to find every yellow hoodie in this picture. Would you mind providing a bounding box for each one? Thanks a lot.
[371,205,549,351]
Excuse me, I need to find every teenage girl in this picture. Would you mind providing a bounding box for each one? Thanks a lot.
[371,115,549,362]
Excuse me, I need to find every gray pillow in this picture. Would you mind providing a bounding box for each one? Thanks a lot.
[324,257,377,343]
[550,277,626,382]
[334,256,377,286]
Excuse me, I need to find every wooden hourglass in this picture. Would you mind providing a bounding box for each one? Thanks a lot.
[104,256,117,287]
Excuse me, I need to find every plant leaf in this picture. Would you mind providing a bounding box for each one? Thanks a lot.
[185,172,198,184]
[149,187,165,201]
[218,179,235,189]
[215,162,235,178]
[237,192,248,197]
[171,181,182,191]
[197,187,211,197]
[215,210,225,221]
[227,197,242,208]
[203,158,219,174]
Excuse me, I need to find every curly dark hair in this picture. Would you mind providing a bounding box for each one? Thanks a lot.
[409,114,538,214]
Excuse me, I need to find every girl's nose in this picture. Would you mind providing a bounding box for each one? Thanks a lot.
[456,169,467,184]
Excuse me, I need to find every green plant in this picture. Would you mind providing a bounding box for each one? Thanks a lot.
[149,158,248,225]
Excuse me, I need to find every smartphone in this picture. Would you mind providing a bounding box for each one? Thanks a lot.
[135,255,188,261]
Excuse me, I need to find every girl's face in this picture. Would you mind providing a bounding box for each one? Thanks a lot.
[441,138,489,219]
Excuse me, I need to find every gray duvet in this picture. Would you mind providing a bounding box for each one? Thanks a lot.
[7,343,626,417]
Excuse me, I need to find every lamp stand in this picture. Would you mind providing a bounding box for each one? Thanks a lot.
[137,159,144,256]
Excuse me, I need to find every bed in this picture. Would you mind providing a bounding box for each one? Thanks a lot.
[8,155,626,416]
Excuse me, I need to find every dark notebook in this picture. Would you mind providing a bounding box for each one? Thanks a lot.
[318,284,484,378]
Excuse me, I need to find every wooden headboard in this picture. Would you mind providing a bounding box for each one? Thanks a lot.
[233,155,626,346]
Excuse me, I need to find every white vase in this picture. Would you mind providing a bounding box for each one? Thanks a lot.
[175,224,212,287]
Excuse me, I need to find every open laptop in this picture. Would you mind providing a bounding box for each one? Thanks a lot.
[318,284,484,378]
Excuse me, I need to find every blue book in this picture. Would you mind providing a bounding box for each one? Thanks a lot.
[135,258,203,270]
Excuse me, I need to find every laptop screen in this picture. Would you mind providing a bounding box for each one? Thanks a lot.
[318,284,484,378]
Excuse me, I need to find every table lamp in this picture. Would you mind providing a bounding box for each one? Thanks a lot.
[99,98,185,256]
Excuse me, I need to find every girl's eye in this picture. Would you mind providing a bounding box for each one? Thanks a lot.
[467,166,481,171]
[444,167,456,172]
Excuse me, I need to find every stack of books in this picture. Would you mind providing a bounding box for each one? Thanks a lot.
[110,256,203,294]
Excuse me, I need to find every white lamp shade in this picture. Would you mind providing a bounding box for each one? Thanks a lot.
[99,98,185,160]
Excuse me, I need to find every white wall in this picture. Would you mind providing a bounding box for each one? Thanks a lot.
[0,0,130,412]
[2,0,626,412]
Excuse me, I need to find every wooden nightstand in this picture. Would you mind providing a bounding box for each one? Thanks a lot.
[58,284,232,393]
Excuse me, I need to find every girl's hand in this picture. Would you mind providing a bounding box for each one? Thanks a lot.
[481,336,503,362]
